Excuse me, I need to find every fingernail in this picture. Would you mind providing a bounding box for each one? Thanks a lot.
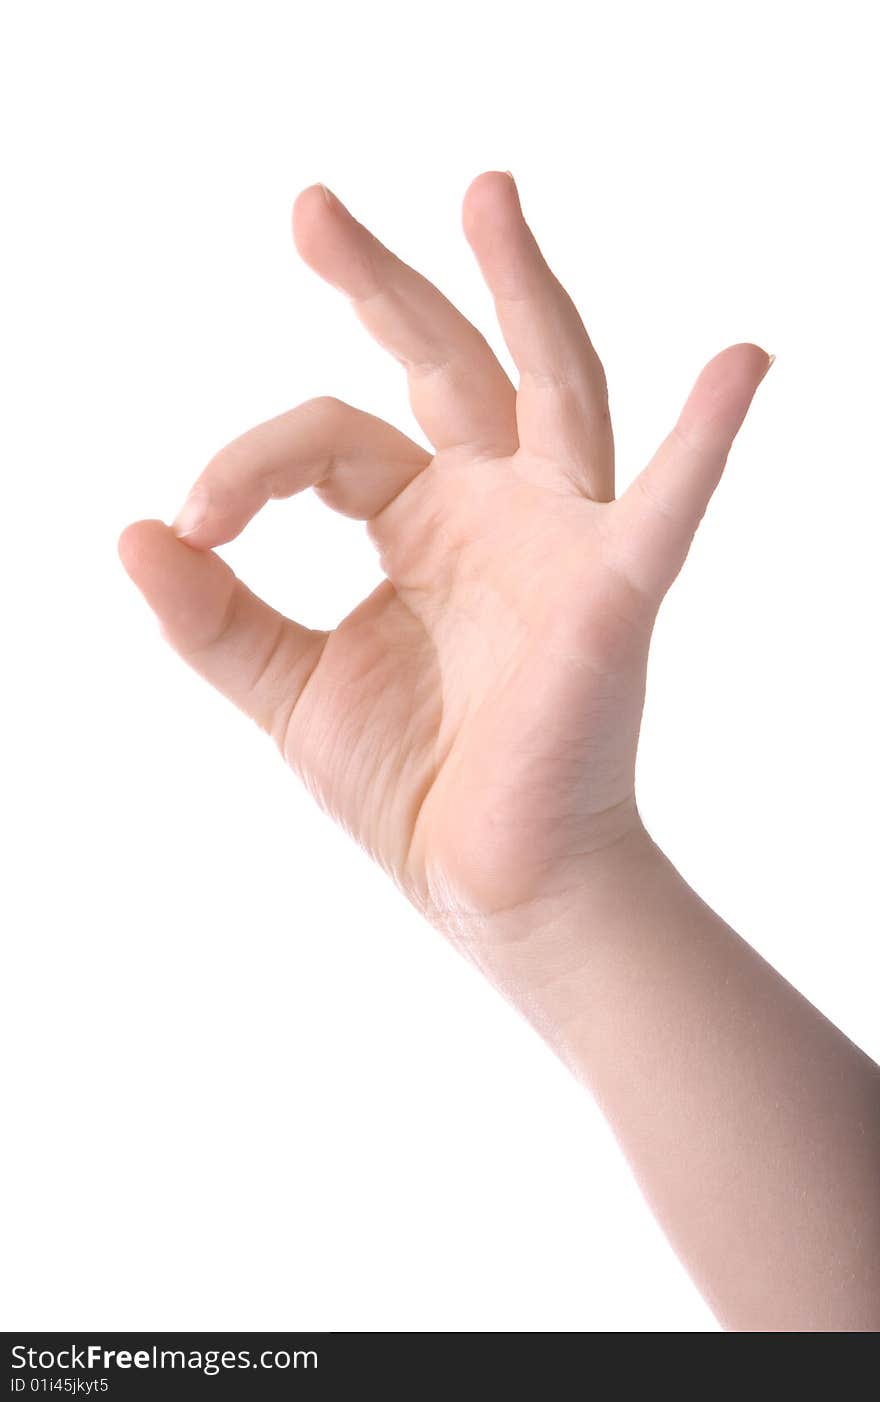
[764,352,776,375]
[173,489,207,538]
[319,183,336,207]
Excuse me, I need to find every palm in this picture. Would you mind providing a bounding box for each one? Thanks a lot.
[293,454,644,920]
[120,173,770,925]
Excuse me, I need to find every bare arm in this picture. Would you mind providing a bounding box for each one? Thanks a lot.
[457,829,880,1332]
[119,171,880,1331]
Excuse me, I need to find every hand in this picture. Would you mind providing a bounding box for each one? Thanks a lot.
[119,172,771,931]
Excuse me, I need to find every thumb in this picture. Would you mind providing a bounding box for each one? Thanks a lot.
[615,343,773,601]
[118,520,328,748]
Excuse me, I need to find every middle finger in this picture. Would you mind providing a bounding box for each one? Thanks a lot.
[293,184,518,459]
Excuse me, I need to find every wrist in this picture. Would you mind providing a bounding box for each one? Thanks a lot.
[435,819,673,1025]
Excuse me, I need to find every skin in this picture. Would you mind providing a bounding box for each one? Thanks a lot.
[119,172,880,1331]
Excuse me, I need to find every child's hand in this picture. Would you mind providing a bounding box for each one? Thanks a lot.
[119,173,771,928]
[119,177,880,1334]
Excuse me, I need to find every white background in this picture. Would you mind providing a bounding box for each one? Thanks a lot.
[2,1,878,1332]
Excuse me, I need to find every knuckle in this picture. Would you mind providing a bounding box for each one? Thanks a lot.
[634,469,677,523]
[300,393,348,422]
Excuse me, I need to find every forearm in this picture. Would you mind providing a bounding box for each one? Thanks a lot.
[450,829,880,1332]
